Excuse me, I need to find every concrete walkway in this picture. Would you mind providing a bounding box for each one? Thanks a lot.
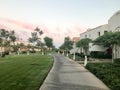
[39,54,109,90]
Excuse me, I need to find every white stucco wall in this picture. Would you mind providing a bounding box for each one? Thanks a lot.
[108,10,120,32]
[89,43,107,52]
[108,10,120,59]
[80,10,120,59]
[80,24,108,52]
[80,24,108,40]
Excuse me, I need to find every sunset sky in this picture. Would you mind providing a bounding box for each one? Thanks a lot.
[0,0,120,47]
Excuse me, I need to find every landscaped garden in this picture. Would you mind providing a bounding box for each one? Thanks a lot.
[86,60,120,90]
[0,54,53,90]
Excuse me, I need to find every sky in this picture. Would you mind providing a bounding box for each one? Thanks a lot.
[0,0,120,48]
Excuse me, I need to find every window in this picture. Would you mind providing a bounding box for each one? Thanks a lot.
[85,35,87,38]
[98,32,100,36]
[104,31,108,34]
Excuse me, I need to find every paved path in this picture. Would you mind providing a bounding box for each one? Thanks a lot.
[39,54,109,90]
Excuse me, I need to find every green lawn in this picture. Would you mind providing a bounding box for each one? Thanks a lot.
[86,62,120,90]
[0,54,53,90]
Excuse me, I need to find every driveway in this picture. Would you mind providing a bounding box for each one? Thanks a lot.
[39,54,109,90]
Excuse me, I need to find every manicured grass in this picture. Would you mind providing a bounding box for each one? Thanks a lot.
[86,62,120,90]
[0,54,53,90]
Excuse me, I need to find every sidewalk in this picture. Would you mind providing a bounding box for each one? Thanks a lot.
[39,54,110,90]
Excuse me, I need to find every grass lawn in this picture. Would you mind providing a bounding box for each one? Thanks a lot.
[0,54,53,90]
[86,62,120,90]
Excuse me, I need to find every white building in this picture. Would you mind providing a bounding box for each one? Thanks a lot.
[80,24,108,52]
[108,10,120,32]
[80,10,120,59]
[108,10,120,59]
[80,24,109,40]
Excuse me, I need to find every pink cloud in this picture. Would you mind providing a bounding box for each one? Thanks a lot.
[74,24,87,33]
[0,18,87,48]
[38,24,50,34]
[0,18,35,31]
[0,18,51,34]
[0,24,10,30]
[56,27,61,32]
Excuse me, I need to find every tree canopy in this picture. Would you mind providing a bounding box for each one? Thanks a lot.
[93,32,120,47]
[76,38,91,55]
[0,29,16,46]
[44,36,53,48]
[93,31,120,62]
[28,27,43,46]
[59,36,73,50]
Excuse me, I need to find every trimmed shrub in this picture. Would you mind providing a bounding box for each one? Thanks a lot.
[21,51,27,54]
[114,58,120,64]
[1,52,6,57]
[29,50,36,53]
[86,63,120,90]
[90,51,112,59]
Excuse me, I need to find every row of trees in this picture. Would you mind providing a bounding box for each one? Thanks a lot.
[28,27,54,54]
[76,31,120,63]
[59,31,120,65]
[0,27,54,57]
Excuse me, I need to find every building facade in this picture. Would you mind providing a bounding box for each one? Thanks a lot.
[80,10,120,59]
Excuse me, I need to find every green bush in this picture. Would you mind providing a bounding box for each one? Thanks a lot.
[1,53,6,57]
[114,58,120,64]
[86,63,120,90]
[21,51,27,54]
[90,51,112,59]
[4,51,9,55]
[29,50,36,53]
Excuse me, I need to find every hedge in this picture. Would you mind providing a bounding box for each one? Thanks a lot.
[86,62,120,90]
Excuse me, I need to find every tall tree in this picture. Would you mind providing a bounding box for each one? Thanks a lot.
[9,30,16,44]
[76,38,91,55]
[76,38,91,66]
[93,31,120,63]
[60,37,73,50]
[59,36,73,55]
[28,27,43,46]
[44,36,53,49]
[28,27,43,54]
[64,37,73,50]
[0,29,16,56]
